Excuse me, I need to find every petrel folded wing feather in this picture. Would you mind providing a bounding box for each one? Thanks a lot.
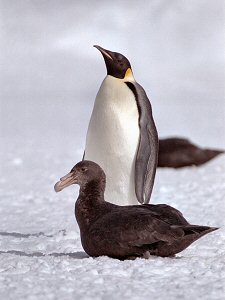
[111,211,183,247]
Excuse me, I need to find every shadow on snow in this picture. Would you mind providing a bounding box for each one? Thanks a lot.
[0,250,88,259]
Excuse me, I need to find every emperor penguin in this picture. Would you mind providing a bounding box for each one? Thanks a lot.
[84,45,158,205]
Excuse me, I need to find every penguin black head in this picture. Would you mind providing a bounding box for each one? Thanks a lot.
[94,45,133,80]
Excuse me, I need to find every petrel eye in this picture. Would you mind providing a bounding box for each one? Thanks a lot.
[81,167,87,172]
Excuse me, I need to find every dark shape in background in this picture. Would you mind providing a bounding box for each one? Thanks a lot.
[158,137,224,168]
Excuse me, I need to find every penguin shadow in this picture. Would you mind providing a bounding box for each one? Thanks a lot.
[0,231,89,259]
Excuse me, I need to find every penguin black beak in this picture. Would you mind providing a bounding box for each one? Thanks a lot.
[93,45,113,61]
[54,171,78,192]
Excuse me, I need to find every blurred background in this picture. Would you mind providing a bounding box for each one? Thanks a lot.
[1,0,225,162]
[0,4,225,298]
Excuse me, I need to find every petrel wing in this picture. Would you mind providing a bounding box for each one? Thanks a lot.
[126,82,158,204]
[90,209,183,249]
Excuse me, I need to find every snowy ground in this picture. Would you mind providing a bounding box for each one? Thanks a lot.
[0,133,225,300]
[1,1,225,299]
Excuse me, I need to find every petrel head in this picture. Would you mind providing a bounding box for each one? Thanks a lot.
[94,45,134,80]
[54,160,106,192]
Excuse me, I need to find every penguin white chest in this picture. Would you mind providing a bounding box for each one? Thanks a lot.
[85,75,140,205]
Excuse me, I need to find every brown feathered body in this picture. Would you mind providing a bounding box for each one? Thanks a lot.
[158,137,224,168]
[74,166,217,259]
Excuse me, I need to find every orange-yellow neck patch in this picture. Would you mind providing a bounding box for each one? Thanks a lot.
[124,68,134,80]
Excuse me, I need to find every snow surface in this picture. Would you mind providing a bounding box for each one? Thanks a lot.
[1,1,225,299]
[1,137,225,300]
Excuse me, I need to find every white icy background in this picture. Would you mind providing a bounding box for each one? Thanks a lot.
[1,1,225,299]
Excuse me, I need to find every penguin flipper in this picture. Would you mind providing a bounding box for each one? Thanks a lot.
[126,82,158,204]
[144,122,159,202]
[82,151,85,161]
[135,121,158,204]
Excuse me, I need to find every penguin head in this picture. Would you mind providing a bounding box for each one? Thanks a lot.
[94,45,133,80]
